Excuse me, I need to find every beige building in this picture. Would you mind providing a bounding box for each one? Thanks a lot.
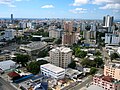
[49,29,63,38]
[62,32,76,45]
[104,63,120,80]
[0,54,11,61]
[49,47,72,68]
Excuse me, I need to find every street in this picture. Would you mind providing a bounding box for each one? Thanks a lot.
[0,77,17,90]
[69,76,92,90]
[62,75,92,90]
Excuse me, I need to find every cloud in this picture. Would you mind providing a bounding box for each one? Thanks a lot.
[41,5,54,8]
[99,3,120,9]
[92,0,120,10]
[92,0,112,5]
[72,0,89,6]
[16,0,22,1]
[0,0,16,7]
[69,8,87,14]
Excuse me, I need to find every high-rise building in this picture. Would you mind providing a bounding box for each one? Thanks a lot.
[62,32,75,45]
[103,15,114,27]
[64,21,73,32]
[105,33,120,45]
[49,47,72,68]
[11,14,13,24]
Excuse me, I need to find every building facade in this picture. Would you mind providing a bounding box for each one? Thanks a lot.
[105,33,120,45]
[40,63,65,79]
[49,29,63,38]
[103,15,114,27]
[49,47,72,68]
[62,32,76,45]
[92,74,120,90]
[104,63,120,81]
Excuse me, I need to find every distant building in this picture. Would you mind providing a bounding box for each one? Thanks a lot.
[103,15,114,27]
[62,32,76,45]
[49,47,72,68]
[40,63,65,79]
[49,28,63,38]
[0,29,16,41]
[105,33,120,45]
[92,74,120,90]
[64,21,74,32]
[19,41,47,56]
[11,14,14,24]
[83,30,96,40]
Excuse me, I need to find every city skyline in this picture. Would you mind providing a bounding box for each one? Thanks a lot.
[0,0,120,19]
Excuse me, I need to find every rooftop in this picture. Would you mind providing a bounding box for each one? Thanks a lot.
[41,63,65,73]
[105,63,120,69]
[0,60,16,71]
[87,85,104,90]
[8,72,20,78]
[20,41,47,51]
[51,47,72,53]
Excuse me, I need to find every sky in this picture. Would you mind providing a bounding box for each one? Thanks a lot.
[0,0,120,19]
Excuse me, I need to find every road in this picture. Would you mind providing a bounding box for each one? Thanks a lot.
[0,77,17,90]
[102,47,111,64]
[69,76,92,90]
[62,76,92,90]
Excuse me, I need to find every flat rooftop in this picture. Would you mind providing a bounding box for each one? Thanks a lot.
[87,85,104,90]
[51,47,72,53]
[41,63,65,73]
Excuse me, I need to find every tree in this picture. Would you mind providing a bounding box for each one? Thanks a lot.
[68,61,76,69]
[94,51,101,56]
[110,53,119,60]
[27,61,40,74]
[90,67,97,75]
[14,54,30,66]
[55,38,62,44]
[94,58,103,67]
[27,60,48,74]
[37,50,48,58]
[75,48,87,58]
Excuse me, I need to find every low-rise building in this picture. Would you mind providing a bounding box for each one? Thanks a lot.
[0,60,16,71]
[92,74,120,90]
[104,63,120,80]
[19,41,47,56]
[0,54,11,61]
[40,63,65,79]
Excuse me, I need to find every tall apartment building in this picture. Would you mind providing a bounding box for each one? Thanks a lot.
[104,63,120,80]
[83,30,96,40]
[105,33,120,45]
[103,15,114,27]
[11,14,14,24]
[64,21,73,32]
[49,47,72,68]
[49,29,63,38]
[62,32,75,45]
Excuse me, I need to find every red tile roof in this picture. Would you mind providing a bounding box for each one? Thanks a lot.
[8,72,20,78]
[102,76,113,82]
